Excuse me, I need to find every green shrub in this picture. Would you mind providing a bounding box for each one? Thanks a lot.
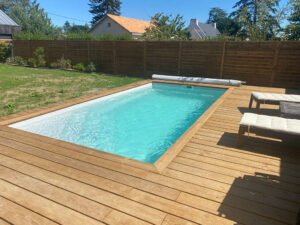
[8,56,27,66]
[28,47,46,67]
[0,43,11,62]
[50,56,72,69]
[27,58,37,67]
[86,62,96,73]
[50,62,59,68]
[72,62,86,71]
[66,59,72,69]
[14,32,55,40]
[33,47,46,67]
[63,32,101,40]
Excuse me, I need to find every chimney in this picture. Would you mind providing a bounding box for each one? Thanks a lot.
[212,23,217,29]
[190,19,198,26]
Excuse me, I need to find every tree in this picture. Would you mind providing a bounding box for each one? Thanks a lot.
[63,21,90,33]
[0,0,61,37]
[285,0,300,40]
[208,7,227,23]
[230,0,281,40]
[63,21,71,33]
[89,0,121,26]
[207,7,240,36]
[144,13,189,40]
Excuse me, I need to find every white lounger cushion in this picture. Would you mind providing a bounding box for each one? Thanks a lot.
[240,113,300,135]
[252,92,300,103]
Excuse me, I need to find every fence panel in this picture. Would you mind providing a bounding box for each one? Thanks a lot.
[223,42,275,86]
[13,40,300,89]
[181,42,224,78]
[274,42,300,88]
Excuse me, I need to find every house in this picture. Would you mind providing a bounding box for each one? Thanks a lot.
[89,14,152,38]
[0,10,21,41]
[188,19,220,39]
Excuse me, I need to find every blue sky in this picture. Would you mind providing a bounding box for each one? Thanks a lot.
[37,0,289,27]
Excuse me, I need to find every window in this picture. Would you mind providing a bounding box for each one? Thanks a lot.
[107,23,111,27]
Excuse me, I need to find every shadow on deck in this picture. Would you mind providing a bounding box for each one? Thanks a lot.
[217,121,300,224]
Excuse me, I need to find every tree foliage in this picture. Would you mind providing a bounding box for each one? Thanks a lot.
[0,0,61,37]
[89,0,121,26]
[63,21,90,33]
[230,0,281,40]
[144,13,189,40]
[207,7,240,36]
[285,0,300,40]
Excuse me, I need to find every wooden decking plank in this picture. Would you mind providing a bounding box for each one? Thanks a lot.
[0,147,234,225]
[180,150,300,185]
[0,165,151,225]
[168,166,298,222]
[177,193,290,225]
[0,219,12,225]
[164,167,300,208]
[0,196,57,225]
[171,158,300,195]
[0,134,180,201]
[0,179,103,225]
[186,140,300,178]
[192,131,300,166]
[189,134,300,164]
[0,148,166,225]
[161,215,198,225]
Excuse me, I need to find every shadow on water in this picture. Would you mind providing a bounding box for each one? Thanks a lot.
[215,105,300,224]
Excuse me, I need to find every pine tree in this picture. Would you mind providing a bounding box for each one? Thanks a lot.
[285,0,300,40]
[230,0,280,40]
[89,0,121,26]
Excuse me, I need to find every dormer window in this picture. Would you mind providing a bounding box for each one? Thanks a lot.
[107,23,111,27]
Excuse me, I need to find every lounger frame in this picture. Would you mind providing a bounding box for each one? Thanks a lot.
[236,124,299,147]
[248,94,281,110]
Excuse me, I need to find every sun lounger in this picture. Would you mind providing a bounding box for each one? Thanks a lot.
[249,92,300,109]
[236,113,300,146]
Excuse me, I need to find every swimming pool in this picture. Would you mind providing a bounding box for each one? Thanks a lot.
[10,83,226,164]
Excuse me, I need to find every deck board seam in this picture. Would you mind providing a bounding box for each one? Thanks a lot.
[0,194,60,225]
[178,151,300,186]
[183,143,300,173]
[2,146,293,224]
[0,150,233,223]
[0,162,160,225]
[0,178,107,225]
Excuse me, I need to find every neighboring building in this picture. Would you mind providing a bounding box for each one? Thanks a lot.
[0,10,21,41]
[89,14,152,38]
[188,19,220,39]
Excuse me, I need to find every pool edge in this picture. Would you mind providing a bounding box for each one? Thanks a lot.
[0,80,234,174]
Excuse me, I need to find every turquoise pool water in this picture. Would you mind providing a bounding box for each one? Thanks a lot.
[10,83,226,163]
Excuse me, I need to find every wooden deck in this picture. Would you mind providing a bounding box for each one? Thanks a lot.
[0,83,299,225]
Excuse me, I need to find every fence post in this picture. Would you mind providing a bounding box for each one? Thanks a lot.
[143,41,147,76]
[270,42,281,87]
[177,41,182,76]
[219,41,226,79]
[113,41,117,74]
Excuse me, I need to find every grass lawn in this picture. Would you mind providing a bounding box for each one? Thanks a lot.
[0,64,143,117]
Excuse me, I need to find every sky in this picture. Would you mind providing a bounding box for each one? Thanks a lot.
[37,0,289,27]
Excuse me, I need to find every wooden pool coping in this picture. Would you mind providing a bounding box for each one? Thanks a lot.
[0,80,234,173]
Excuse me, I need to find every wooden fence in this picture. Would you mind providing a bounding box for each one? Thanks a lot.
[13,40,300,88]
